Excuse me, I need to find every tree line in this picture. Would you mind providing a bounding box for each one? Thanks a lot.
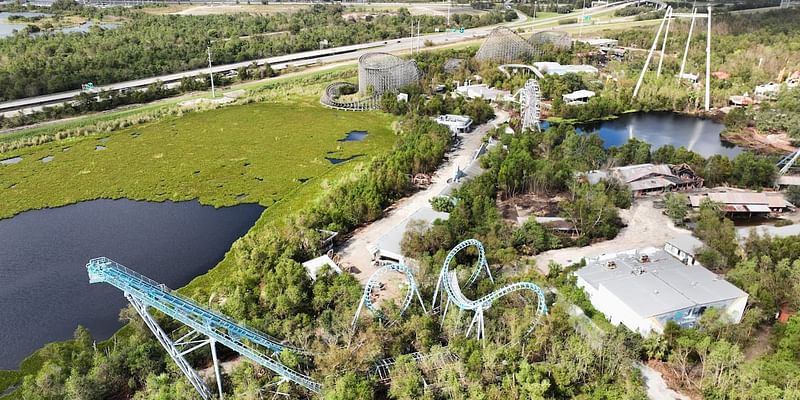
[0,2,508,101]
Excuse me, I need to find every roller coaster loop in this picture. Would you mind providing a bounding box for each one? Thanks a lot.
[351,262,427,330]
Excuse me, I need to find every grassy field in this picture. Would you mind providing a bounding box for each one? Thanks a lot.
[0,98,395,220]
[0,66,397,395]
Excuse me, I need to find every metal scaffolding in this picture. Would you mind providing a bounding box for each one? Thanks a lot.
[778,149,800,175]
[320,82,378,111]
[321,52,420,111]
[86,257,321,397]
[528,30,571,50]
[475,27,537,63]
[358,52,421,97]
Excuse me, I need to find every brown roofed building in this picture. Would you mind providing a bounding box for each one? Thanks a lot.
[585,163,704,197]
[689,191,795,218]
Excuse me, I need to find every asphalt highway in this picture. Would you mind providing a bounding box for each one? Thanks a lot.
[0,1,636,117]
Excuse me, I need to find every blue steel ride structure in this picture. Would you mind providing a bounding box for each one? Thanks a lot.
[432,239,548,344]
[777,148,800,176]
[88,239,546,397]
[86,257,321,398]
[351,263,427,329]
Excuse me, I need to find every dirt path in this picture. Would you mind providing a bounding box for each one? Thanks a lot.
[532,198,691,274]
[637,362,692,400]
[337,111,508,286]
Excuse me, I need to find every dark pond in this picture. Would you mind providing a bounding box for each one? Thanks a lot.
[338,130,368,142]
[545,112,743,158]
[0,199,263,369]
[326,154,363,164]
[0,156,22,165]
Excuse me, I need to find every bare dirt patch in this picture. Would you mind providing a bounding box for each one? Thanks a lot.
[497,192,567,224]
[531,197,691,273]
[723,127,797,154]
[744,325,774,361]
[647,360,699,400]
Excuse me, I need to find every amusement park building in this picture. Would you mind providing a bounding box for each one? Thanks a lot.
[533,62,599,76]
[435,114,473,134]
[576,248,748,335]
[575,38,619,49]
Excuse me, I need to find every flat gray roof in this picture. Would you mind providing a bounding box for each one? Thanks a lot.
[577,249,747,318]
[376,206,449,257]
[737,223,800,240]
[666,234,704,255]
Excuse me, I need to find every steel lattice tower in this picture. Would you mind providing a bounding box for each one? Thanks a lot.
[519,79,542,132]
[528,30,571,50]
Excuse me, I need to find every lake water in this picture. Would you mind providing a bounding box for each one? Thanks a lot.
[0,12,118,38]
[0,12,48,37]
[338,130,368,142]
[546,112,742,159]
[0,199,263,369]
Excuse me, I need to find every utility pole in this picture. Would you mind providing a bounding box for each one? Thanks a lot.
[579,0,586,38]
[704,6,711,111]
[410,20,414,54]
[417,19,421,53]
[207,46,215,98]
[447,0,451,26]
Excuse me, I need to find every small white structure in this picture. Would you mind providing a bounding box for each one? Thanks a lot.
[455,82,511,102]
[534,62,599,76]
[435,114,473,134]
[754,82,781,99]
[397,93,409,103]
[787,71,800,88]
[664,234,704,266]
[576,38,618,49]
[302,255,342,281]
[575,248,748,335]
[677,72,699,83]
[562,89,596,104]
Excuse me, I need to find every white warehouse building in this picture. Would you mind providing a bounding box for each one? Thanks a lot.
[435,114,473,134]
[575,247,748,335]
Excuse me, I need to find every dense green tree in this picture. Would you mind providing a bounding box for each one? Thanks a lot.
[512,220,561,255]
[323,372,375,400]
[0,4,507,101]
[388,355,426,400]
[730,152,776,189]
[560,181,622,244]
[694,200,738,271]
[664,192,689,226]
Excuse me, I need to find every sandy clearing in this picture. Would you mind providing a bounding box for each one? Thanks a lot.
[531,197,691,274]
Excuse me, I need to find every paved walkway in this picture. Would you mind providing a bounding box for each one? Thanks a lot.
[338,112,508,285]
